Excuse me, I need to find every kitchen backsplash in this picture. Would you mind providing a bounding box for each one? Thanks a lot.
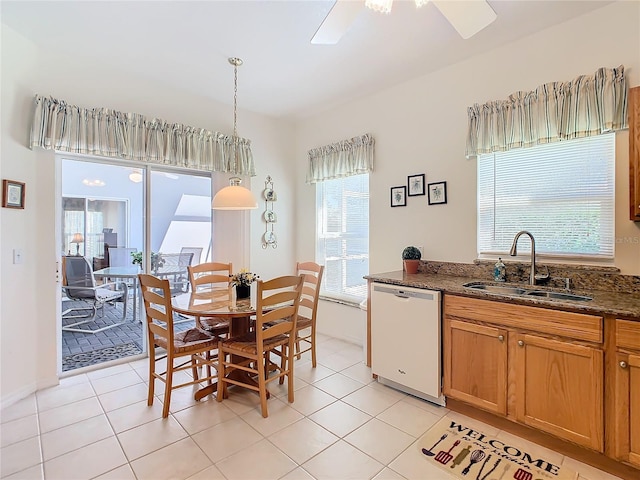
[418,260,640,295]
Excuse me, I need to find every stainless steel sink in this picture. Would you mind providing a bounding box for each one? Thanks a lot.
[462,282,527,295]
[525,291,592,301]
[462,282,592,301]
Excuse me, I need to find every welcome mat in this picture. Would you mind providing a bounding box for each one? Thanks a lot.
[62,342,143,371]
[418,417,577,480]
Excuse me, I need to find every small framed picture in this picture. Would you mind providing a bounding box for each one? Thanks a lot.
[407,174,425,196]
[390,186,407,207]
[2,179,25,209]
[427,181,447,205]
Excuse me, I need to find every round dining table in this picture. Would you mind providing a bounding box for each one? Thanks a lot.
[171,288,263,401]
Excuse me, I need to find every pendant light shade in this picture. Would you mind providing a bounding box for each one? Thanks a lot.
[212,177,258,210]
[211,57,257,211]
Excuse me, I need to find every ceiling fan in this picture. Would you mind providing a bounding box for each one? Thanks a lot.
[311,0,497,45]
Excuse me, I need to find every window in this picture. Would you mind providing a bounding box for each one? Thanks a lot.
[478,133,615,259]
[316,174,369,302]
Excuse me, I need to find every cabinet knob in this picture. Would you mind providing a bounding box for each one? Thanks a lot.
[498,335,504,342]
[518,340,524,347]
[620,361,628,369]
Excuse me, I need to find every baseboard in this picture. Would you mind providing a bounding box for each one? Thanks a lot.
[1,376,59,411]
[1,382,38,411]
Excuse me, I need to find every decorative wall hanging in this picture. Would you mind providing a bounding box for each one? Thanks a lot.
[428,181,447,205]
[262,175,277,248]
[2,179,25,209]
[408,174,425,197]
[390,186,407,207]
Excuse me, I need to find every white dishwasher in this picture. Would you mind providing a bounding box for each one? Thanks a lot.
[371,282,445,406]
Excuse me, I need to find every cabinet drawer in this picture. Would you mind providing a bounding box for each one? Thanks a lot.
[616,318,640,350]
[445,295,603,343]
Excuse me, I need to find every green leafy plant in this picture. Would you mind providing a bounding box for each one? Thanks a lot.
[402,246,422,260]
[130,251,165,271]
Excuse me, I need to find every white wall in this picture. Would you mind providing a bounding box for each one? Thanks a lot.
[295,1,640,279]
[0,25,296,405]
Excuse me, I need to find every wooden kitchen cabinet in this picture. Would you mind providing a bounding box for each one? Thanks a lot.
[630,85,640,221]
[610,318,640,467]
[444,295,604,451]
[443,318,508,415]
[514,332,603,451]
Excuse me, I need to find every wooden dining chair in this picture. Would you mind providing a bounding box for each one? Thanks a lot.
[293,262,324,367]
[217,275,304,418]
[138,274,219,418]
[187,262,233,336]
[265,262,324,371]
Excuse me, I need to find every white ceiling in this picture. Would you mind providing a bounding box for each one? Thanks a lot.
[1,0,613,120]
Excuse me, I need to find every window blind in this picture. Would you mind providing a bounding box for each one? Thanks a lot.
[478,133,615,258]
[316,174,369,302]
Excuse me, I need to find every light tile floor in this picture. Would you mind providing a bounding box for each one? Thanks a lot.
[0,334,625,480]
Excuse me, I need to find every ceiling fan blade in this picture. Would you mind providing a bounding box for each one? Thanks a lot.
[432,0,497,39]
[311,0,365,45]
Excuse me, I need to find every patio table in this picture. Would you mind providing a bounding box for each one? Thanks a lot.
[94,265,187,322]
[93,266,142,322]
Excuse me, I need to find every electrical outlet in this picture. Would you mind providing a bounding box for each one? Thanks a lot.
[13,249,23,264]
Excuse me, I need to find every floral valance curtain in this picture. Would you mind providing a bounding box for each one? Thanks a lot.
[306,133,374,184]
[465,65,627,158]
[29,94,255,175]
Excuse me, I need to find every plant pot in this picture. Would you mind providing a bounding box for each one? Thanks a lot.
[403,259,420,274]
[236,284,251,299]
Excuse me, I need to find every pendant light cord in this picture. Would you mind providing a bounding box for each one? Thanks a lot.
[233,61,238,138]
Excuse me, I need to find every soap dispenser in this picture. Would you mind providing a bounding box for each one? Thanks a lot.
[494,257,506,282]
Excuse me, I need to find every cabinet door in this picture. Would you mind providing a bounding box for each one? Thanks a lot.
[515,333,603,451]
[444,318,508,415]
[630,86,640,221]
[615,352,640,467]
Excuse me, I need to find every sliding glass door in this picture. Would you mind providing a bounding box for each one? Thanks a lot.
[59,157,218,373]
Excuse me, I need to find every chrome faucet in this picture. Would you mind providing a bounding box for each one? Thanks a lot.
[509,231,548,285]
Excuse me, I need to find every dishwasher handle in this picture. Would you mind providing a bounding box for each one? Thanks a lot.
[373,284,437,301]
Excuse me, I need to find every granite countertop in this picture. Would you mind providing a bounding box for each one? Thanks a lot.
[365,270,640,319]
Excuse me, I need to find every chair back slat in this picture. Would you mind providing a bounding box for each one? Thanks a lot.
[296,262,324,322]
[139,274,175,344]
[255,275,304,345]
[188,262,232,291]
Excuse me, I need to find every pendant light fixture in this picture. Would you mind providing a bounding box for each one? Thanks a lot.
[212,57,258,210]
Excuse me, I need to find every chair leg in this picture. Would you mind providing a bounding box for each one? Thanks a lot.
[295,333,302,361]
[163,355,174,418]
[279,345,286,385]
[257,352,269,418]
[216,350,225,402]
[191,354,199,380]
[205,351,212,386]
[287,341,295,403]
[311,325,317,368]
[148,343,156,406]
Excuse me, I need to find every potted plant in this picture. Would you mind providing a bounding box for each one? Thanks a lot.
[402,246,422,274]
[229,269,259,299]
[130,251,165,273]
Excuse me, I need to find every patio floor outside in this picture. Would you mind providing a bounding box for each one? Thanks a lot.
[61,297,193,372]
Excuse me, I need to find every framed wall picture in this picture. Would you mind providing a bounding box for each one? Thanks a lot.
[408,174,425,196]
[427,181,447,205]
[390,186,407,207]
[2,179,25,209]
